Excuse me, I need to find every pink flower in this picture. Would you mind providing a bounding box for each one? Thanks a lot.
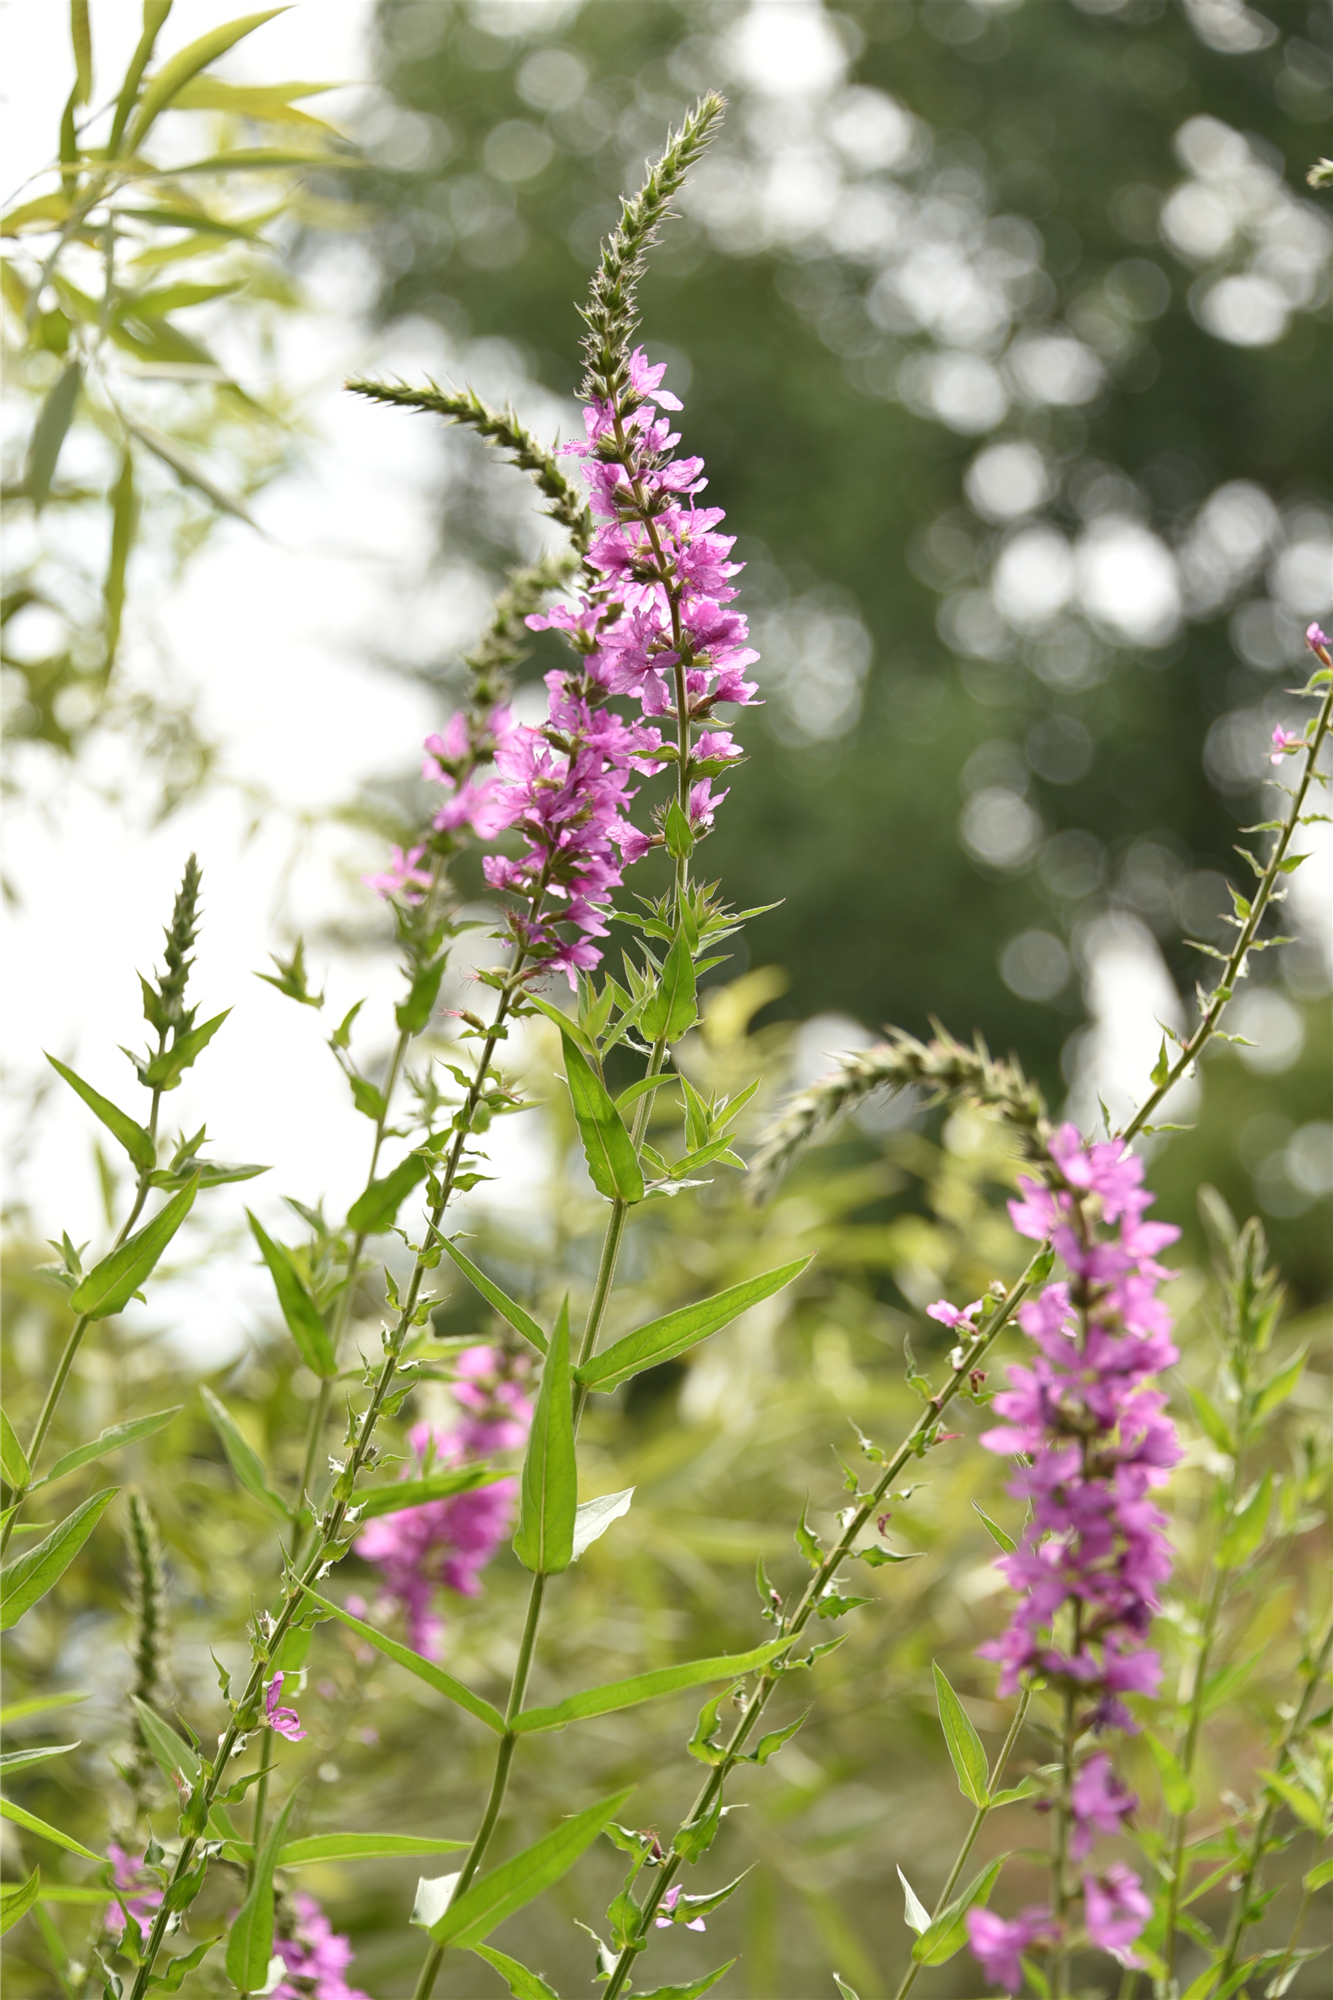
[967,1907,1058,1992]
[273,1890,369,2000]
[1082,1864,1150,1963]
[264,1672,306,1741]
[1306,621,1330,654]
[363,843,433,905]
[1070,1752,1136,1858]
[1270,725,1304,765]
[106,1845,163,1938]
[654,1884,705,1931]
[927,1298,982,1330]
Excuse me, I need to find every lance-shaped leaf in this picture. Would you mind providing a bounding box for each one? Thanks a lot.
[127,8,288,152]
[221,1832,469,1867]
[512,1299,576,1576]
[68,1176,198,1319]
[0,1866,40,1937]
[472,1944,562,2000]
[634,1966,737,2000]
[354,1466,507,1519]
[1217,1469,1272,1569]
[127,420,257,526]
[199,1387,290,1523]
[899,1866,931,1935]
[247,1213,337,1377]
[225,1792,294,1995]
[0,1799,100,1862]
[436,1235,546,1354]
[346,1152,430,1235]
[0,1692,88,1727]
[396,959,446,1034]
[0,1409,28,1490]
[1254,1349,1307,1422]
[0,1743,80,1775]
[933,1663,989,1808]
[426,1786,633,1947]
[130,1696,201,1788]
[640,932,697,1043]
[0,1488,117,1630]
[571,1487,634,1560]
[26,361,82,509]
[35,1408,180,1490]
[302,1590,504,1734]
[560,1033,644,1203]
[142,1010,229,1090]
[45,1056,155,1172]
[911,1855,1008,1966]
[972,1502,1016,1554]
[512,1635,791,1735]
[577,1258,812,1394]
[104,446,135,670]
[1147,1735,1196,1816]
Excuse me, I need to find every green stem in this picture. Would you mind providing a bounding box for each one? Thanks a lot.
[1049,1677,1080,2000]
[599,1245,1050,2000]
[891,1687,1032,2000]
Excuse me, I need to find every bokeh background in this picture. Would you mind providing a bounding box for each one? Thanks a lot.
[2,3,1331,1997]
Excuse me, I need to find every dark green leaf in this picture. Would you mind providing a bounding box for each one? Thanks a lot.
[45,1055,155,1171]
[0,1800,100,1862]
[224,1792,294,1994]
[662,798,695,860]
[435,1235,546,1354]
[36,1408,180,1489]
[0,1488,117,1629]
[513,1298,576,1576]
[347,1152,430,1235]
[426,1788,633,1947]
[472,1945,562,2000]
[26,361,81,509]
[933,1663,989,1807]
[0,1409,29,1489]
[354,1467,507,1518]
[146,1935,216,1991]
[199,1386,289,1522]
[577,1258,812,1393]
[396,960,445,1034]
[246,1212,337,1377]
[512,1635,791,1734]
[560,1034,644,1203]
[640,933,697,1043]
[973,1503,1016,1554]
[0,1866,40,1937]
[301,1590,504,1734]
[634,1966,736,2000]
[68,1176,197,1319]
[142,1010,229,1089]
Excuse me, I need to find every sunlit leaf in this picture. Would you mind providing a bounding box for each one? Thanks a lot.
[513,1299,576,1577]
[0,1489,117,1630]
[426,1788,633,1947]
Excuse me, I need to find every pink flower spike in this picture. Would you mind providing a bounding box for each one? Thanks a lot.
[654,1884,705,1930]
[1305,621,1330,654]
[1269,725,1304,765]
[263,1671,307,1741]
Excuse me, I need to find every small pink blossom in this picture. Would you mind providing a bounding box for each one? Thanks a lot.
[1082,1864,1150,1963]
[1270,725,1304,765]
[966,1906,1059,1992]
[273,1890,369,2000]
[264,1672,306,1741]
[106,1845,164,1938]
[363,843,432,905]
[1306,621,1329,654]
[654,1883,705,1931]
[927,1298,982,1330]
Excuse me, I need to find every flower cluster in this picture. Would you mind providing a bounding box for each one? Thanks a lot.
[357,1346,531,1659]
[273,1891,368,2000]
[106,1844,163,1938]
[367,349,758,983]
[955,1125,1181,1987]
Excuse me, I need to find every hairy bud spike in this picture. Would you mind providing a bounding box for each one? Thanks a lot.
[125,1489,170,1788]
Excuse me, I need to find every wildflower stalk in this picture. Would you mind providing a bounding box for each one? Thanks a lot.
[2,857,203,1556]
[1216,1612,1333,1986]
[890,1687,1032,2000]
[598,1247,1051,2000]
[1120,664,1332,1143]
[1050,1638,1083,2000]
[123,1492,169,1802]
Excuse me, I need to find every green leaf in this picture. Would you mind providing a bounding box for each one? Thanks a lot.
[26,361,82,510]
[126,420,257,526]
[221,1832,469,1867]
[1304,1857,1333,1892]
[1257,1767,1324,1833]
[0,1692,89,1727]
[109,0,171,152]
[912,1855,1008,1966]
[898,1866,930,1934]
[171,75,338,121]
[34,1409,179,1490]
[833,1980,862,2000]
[1146,1735,1196,1816]
[513,1298,576,1576]
[472,1945,562,2000]
[224,1791,294,1994]
[0,1742,80,1774]
[70,0,93,102]
[130,1696,201,1788]
[613,1071,680,1115]
[662,798,695,860]
[396,959,446,1034]
[634,1968,736,2000]
[0,1799,100,1862]
[199,1386,289,1523]
[1217,1469,1272,1569]
[578,1257,812,1393]
[45,1055,155,1171]
[436,1235,546,1354]
[428,1787,634,1947]
[246,1212,337,1377]
[933,1663,989,1807]
[69,1175,198,1319]
[146,1935,217,1992]
[688,1687,731,1766]
[354,1467,507,1519]
[104,450,136,670]
[1188,1388,1236,1457]
[142,1010,229,1089]
[1254,1349,1307,1422]
[127,9,289,151]
[0,1409,29,1489]
[988,1778,1038,1808]
[640,932,697,1043]
[301,1590,504,1734]
[560,1034,644,1203]
[0,1866,40,1937]
[972,1502,1017,1554]
[0,1488,117,1629]
[512,1635,791,1735]
[1198,1649,1265,1722]
[571,1487,634,1560]
[746,1708,809,1765]
[346,1152,430,1235]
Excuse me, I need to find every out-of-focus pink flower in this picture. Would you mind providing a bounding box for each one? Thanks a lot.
[1306,621,1329,654]
[363,844,433,905]
[1270,725,1304,765]
[273,1890,369,2000]
[106,1845,163,1938]
[966,1907,1058,1992]
[1082,1864,1150,1963]
[264,1672,306,1741]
